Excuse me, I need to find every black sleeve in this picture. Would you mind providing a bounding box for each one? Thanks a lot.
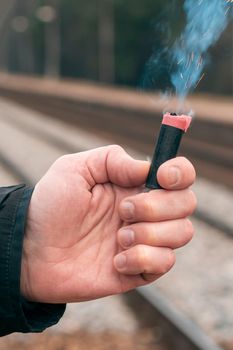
[0,185,66,336]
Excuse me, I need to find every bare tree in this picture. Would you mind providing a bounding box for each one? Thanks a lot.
[0,0,16,71]
[98,0,115,84]
[40,0,61,78]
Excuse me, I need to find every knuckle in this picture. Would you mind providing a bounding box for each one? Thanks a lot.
[184,189,197,215]
[53,154,71,168]
[136,245,148,269]
[56,154,69,163]
[147,227,157,245]
[143,198,156,219]
[189,189,197,213]
[53,154,82,174]
[108,144,124,153]
[132,224,154,246]
[184,218,195,241]
[168,249,176,267]
[176,219,194,247]
[164,250,176,273]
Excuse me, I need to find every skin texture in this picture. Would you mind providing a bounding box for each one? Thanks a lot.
[21,145,196,304]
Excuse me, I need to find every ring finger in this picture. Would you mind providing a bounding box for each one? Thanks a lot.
[119,189,197,223]
[118,218,194,250]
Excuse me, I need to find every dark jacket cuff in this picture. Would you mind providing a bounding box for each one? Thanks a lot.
[0,185,66,336]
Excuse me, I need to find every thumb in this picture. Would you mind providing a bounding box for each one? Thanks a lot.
[79,145,150,188]
[107,145,150,187]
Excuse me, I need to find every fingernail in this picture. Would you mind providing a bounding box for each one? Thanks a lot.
[114,254,127,270]
[168,166,180,186]
[119,229,135,248]
[121,201,135,220]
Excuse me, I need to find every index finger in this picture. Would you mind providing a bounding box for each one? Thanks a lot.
[157,157,196,190]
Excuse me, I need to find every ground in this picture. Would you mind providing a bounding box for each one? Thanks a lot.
[0,330,166,350]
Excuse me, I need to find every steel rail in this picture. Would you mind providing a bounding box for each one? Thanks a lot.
[125,287,224,350]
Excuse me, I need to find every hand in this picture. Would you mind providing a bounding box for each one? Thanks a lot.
[21,145,196,303]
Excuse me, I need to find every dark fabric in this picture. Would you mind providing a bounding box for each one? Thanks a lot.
[0,185,66,336]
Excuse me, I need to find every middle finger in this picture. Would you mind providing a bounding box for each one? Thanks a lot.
[119,189,196,223]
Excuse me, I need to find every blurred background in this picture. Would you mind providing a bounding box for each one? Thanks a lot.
[0,1,232,350]
[0,0,232,94]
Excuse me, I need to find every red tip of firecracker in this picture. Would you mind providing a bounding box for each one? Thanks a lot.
[162,113,192,132]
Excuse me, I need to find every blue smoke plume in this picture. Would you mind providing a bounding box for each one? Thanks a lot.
[142,0,232,101]
[171,0,232,99]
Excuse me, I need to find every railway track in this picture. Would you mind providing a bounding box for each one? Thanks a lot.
[0,97,232,350]
[0,85,232,235]
[0,74,232,189]
[126,288,224,350]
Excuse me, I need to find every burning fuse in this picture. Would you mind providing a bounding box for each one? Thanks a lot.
[146,113,192,190]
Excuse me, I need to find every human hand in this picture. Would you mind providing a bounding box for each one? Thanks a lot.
[21,145,196,303]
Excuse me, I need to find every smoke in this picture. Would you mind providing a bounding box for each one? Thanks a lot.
[171,0,232,99]
[142,0,233,101]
